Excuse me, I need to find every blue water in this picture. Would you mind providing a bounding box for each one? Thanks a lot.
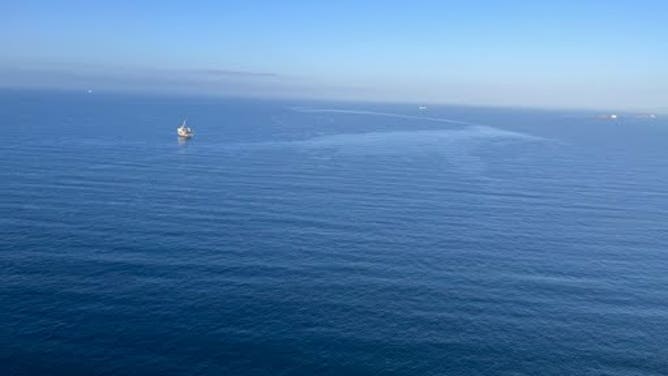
[1,90,667,375]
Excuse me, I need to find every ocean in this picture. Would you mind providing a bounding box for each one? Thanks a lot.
[1,90,667,375]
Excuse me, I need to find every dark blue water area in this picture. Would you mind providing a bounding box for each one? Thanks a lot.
[1,89,667,375]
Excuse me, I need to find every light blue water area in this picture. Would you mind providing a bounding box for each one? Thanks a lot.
[1,90,667,375]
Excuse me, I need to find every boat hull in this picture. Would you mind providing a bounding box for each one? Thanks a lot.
[177,127,193,138]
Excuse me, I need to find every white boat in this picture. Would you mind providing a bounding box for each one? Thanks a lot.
[177,120,193,138]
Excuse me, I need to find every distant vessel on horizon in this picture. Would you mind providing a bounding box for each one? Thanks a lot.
[596,113,619,121]
[177,120,194,139]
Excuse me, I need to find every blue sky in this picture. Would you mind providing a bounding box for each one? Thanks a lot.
[2,0,667,110]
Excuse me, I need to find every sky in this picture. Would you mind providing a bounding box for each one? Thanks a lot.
[2,0,667,111]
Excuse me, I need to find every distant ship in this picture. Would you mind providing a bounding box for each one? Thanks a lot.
[177,120,193,138]
[596,113,619,121]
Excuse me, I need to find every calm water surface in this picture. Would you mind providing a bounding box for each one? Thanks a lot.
[1,90,667,375]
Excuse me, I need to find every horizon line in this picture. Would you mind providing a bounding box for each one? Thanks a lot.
[1,85,665,116]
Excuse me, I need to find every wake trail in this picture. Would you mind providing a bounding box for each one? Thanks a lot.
[291,107,485,127]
